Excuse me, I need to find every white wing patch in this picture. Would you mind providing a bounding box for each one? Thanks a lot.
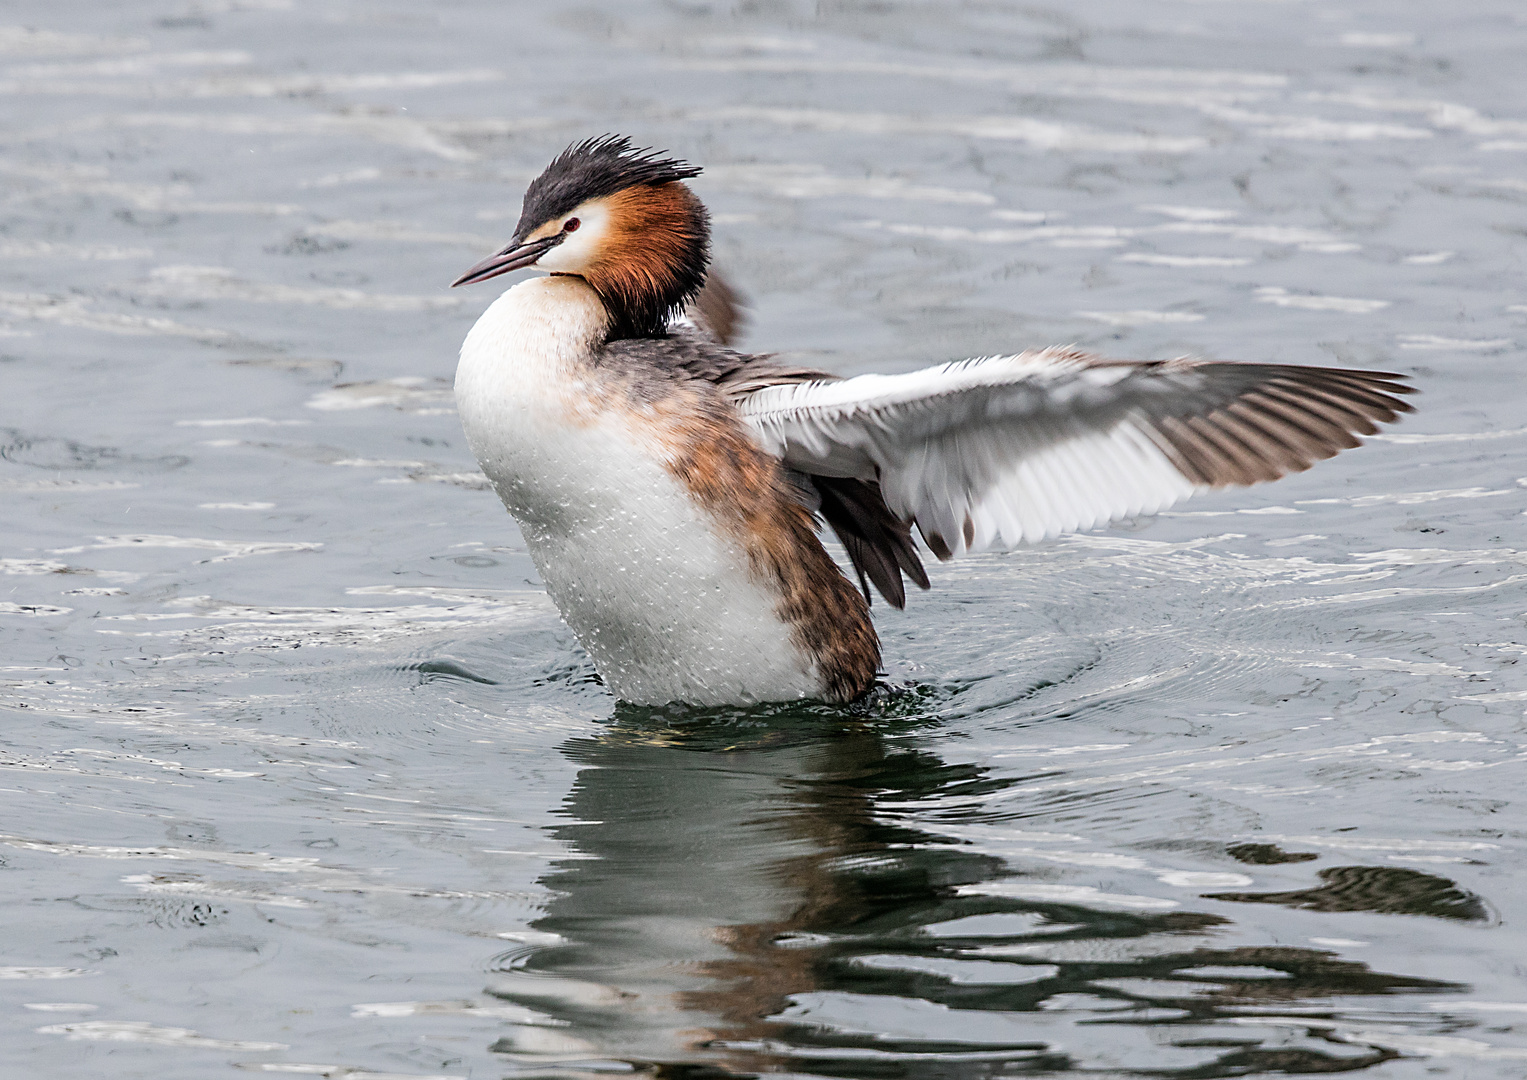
[959,420,1197,550]
[740,349,1199,555]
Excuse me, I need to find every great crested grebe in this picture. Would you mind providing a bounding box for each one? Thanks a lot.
[452,136,1413,707]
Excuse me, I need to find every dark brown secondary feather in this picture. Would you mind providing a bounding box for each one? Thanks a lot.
[812,476,929,609]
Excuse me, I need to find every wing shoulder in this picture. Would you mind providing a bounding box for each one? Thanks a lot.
[600,332,835,399]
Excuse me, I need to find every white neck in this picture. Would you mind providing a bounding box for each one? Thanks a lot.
[458,274,609,385]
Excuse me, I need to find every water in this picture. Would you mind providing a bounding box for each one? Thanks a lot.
[3,1,1527,1076]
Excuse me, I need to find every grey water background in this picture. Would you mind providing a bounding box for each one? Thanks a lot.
[3,0,1527,1076]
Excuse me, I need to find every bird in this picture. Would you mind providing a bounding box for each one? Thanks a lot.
[451,135,1414,708]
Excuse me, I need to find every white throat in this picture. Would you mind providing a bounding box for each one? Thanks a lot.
[459,274,608,382]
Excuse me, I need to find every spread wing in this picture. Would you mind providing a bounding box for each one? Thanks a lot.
[737,347,1415,560]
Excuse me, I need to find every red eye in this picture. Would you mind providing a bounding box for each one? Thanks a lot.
[564,218,580,232]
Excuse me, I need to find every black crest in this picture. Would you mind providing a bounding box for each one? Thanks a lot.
[514,135,703,239]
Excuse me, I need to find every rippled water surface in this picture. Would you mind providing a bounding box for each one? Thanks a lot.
[4,1,1527,1076]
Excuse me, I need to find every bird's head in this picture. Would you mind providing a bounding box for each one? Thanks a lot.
[452,135,710,340]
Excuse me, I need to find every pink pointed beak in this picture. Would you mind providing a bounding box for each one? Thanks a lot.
[451,234,563,287]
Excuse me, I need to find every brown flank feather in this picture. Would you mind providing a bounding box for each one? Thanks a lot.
[633,383,880,703]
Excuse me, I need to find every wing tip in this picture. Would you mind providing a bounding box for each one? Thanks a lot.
[1148,362,1417,490]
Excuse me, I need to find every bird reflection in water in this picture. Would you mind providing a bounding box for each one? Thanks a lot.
[485,701,1467,1078]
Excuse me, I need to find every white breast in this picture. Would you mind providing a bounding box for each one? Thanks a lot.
[454,276,822,706]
